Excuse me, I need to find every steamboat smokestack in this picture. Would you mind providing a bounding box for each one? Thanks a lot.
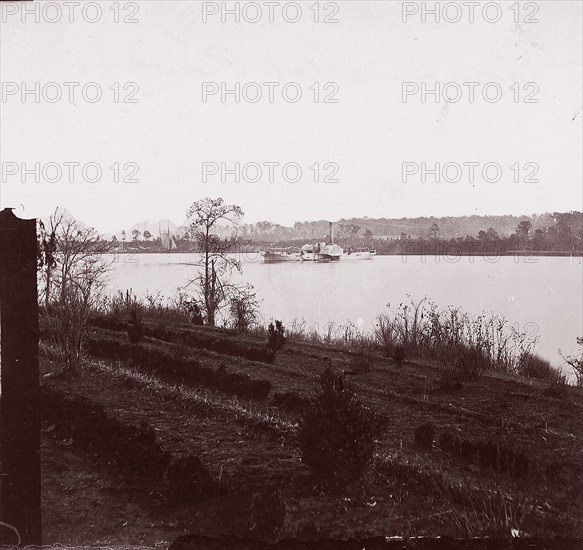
[329,221,334,244]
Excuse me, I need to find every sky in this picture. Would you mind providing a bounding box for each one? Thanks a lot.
[0,0,581,233]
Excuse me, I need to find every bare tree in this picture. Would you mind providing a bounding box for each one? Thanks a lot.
[560,337,583,386]
[185,197,244,326]
[41,208,111,374]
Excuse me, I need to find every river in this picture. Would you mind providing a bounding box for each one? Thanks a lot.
[105,253,583,370]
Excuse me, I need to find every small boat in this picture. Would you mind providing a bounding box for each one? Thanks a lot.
[343,247,376,260]
[261,247,301,263]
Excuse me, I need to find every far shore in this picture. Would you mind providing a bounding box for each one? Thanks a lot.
[103,249,583,258]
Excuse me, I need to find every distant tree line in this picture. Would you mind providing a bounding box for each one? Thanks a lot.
[107,211,583,255]
[205,211,582,244]
[239,212,583,255]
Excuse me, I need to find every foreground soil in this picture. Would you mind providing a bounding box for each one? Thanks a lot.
[34,320,583,546]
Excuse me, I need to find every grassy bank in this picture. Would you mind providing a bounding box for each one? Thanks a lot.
[34,291,583,545]
[97,290,572,385]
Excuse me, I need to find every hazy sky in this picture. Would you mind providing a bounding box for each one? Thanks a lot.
[1,0,581,232]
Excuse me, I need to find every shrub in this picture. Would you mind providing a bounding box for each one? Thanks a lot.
[346,353,372,374]
[376,298,542,376]
[102,289,194,325]
[117,420,168,475]
[560,337,583,386]
[229,285,259,332]
[298,366,379,488]
[519,353,563,382]
[438,430,529,478]
[127,307,144,344]
[250,379,272,400]
[249,488,286,539]
[86,334,272,400]
[186,300,204,325]
[267,320,286,352]
[166,454,214,502]
[272,391,308,412]
[40,386,170,478]
[542,377,569,398]
[437,364,465,392]
[414,423,435,450]
[373,313,398,357]
[436,343,487,391]
[438,430,455,454]
[393,345,407,363]
[89,318,276,364]
[45,297,89,374]
[346,348,373,375]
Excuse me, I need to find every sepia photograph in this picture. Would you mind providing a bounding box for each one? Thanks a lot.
[0,1,582,548]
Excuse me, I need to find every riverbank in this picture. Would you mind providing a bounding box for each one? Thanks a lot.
[34,310,583,546]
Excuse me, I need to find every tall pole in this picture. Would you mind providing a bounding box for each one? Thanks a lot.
[0,208,42,546]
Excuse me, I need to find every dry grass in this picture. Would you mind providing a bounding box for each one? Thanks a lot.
[41,342,296,435]
[374,451,537,538]
[440,482,536,538]
[373,297,567,384]
[87,358,297,433]
[100,289,193,325]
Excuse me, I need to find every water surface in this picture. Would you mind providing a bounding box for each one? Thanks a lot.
[105,253,583,369]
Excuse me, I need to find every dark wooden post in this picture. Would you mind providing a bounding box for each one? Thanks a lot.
[0,208,42,546]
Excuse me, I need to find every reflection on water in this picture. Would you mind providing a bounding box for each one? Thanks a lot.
[105,253,583,369]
